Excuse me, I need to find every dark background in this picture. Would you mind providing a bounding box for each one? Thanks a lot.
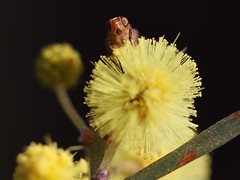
[0,0,239,179]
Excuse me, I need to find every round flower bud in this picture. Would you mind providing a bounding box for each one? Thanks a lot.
[35,43,83,90]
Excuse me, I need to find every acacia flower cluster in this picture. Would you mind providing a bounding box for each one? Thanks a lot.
[35,43,83,90]
[13,142,89,180]
[84,36,202,159]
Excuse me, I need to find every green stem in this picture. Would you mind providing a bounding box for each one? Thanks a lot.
[99,141,120,171]
[54,84,108,177]
[126,110,240,180]
[91,141,120,179]
[55,84,87,131]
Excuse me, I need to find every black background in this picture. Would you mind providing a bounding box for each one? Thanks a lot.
[0,0,239,179]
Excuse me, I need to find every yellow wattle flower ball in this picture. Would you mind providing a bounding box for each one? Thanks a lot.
[84,36,202,159]
[13,142,89,180]
[35,43,83,90]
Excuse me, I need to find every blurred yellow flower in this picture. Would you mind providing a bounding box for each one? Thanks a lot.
[85,37,202,159]
[13,142,89,180]
[35,43,83,90]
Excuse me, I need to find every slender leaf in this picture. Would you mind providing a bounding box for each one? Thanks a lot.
[126,110,240,180]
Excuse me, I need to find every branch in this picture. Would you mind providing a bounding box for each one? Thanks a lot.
[126,110,240,180]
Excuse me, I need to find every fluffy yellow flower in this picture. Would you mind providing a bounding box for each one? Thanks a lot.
[35,43,83,90]
[13,142,89,180]
[85,37,202,159]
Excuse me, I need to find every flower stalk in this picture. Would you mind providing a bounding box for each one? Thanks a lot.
[55,84,88,131]
[126,110,240,180]
[98,141,120,171]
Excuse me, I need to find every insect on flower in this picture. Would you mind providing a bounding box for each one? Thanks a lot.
[105,16,139,54]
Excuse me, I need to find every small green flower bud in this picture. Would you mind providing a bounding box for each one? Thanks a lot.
[35,43,83,90]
